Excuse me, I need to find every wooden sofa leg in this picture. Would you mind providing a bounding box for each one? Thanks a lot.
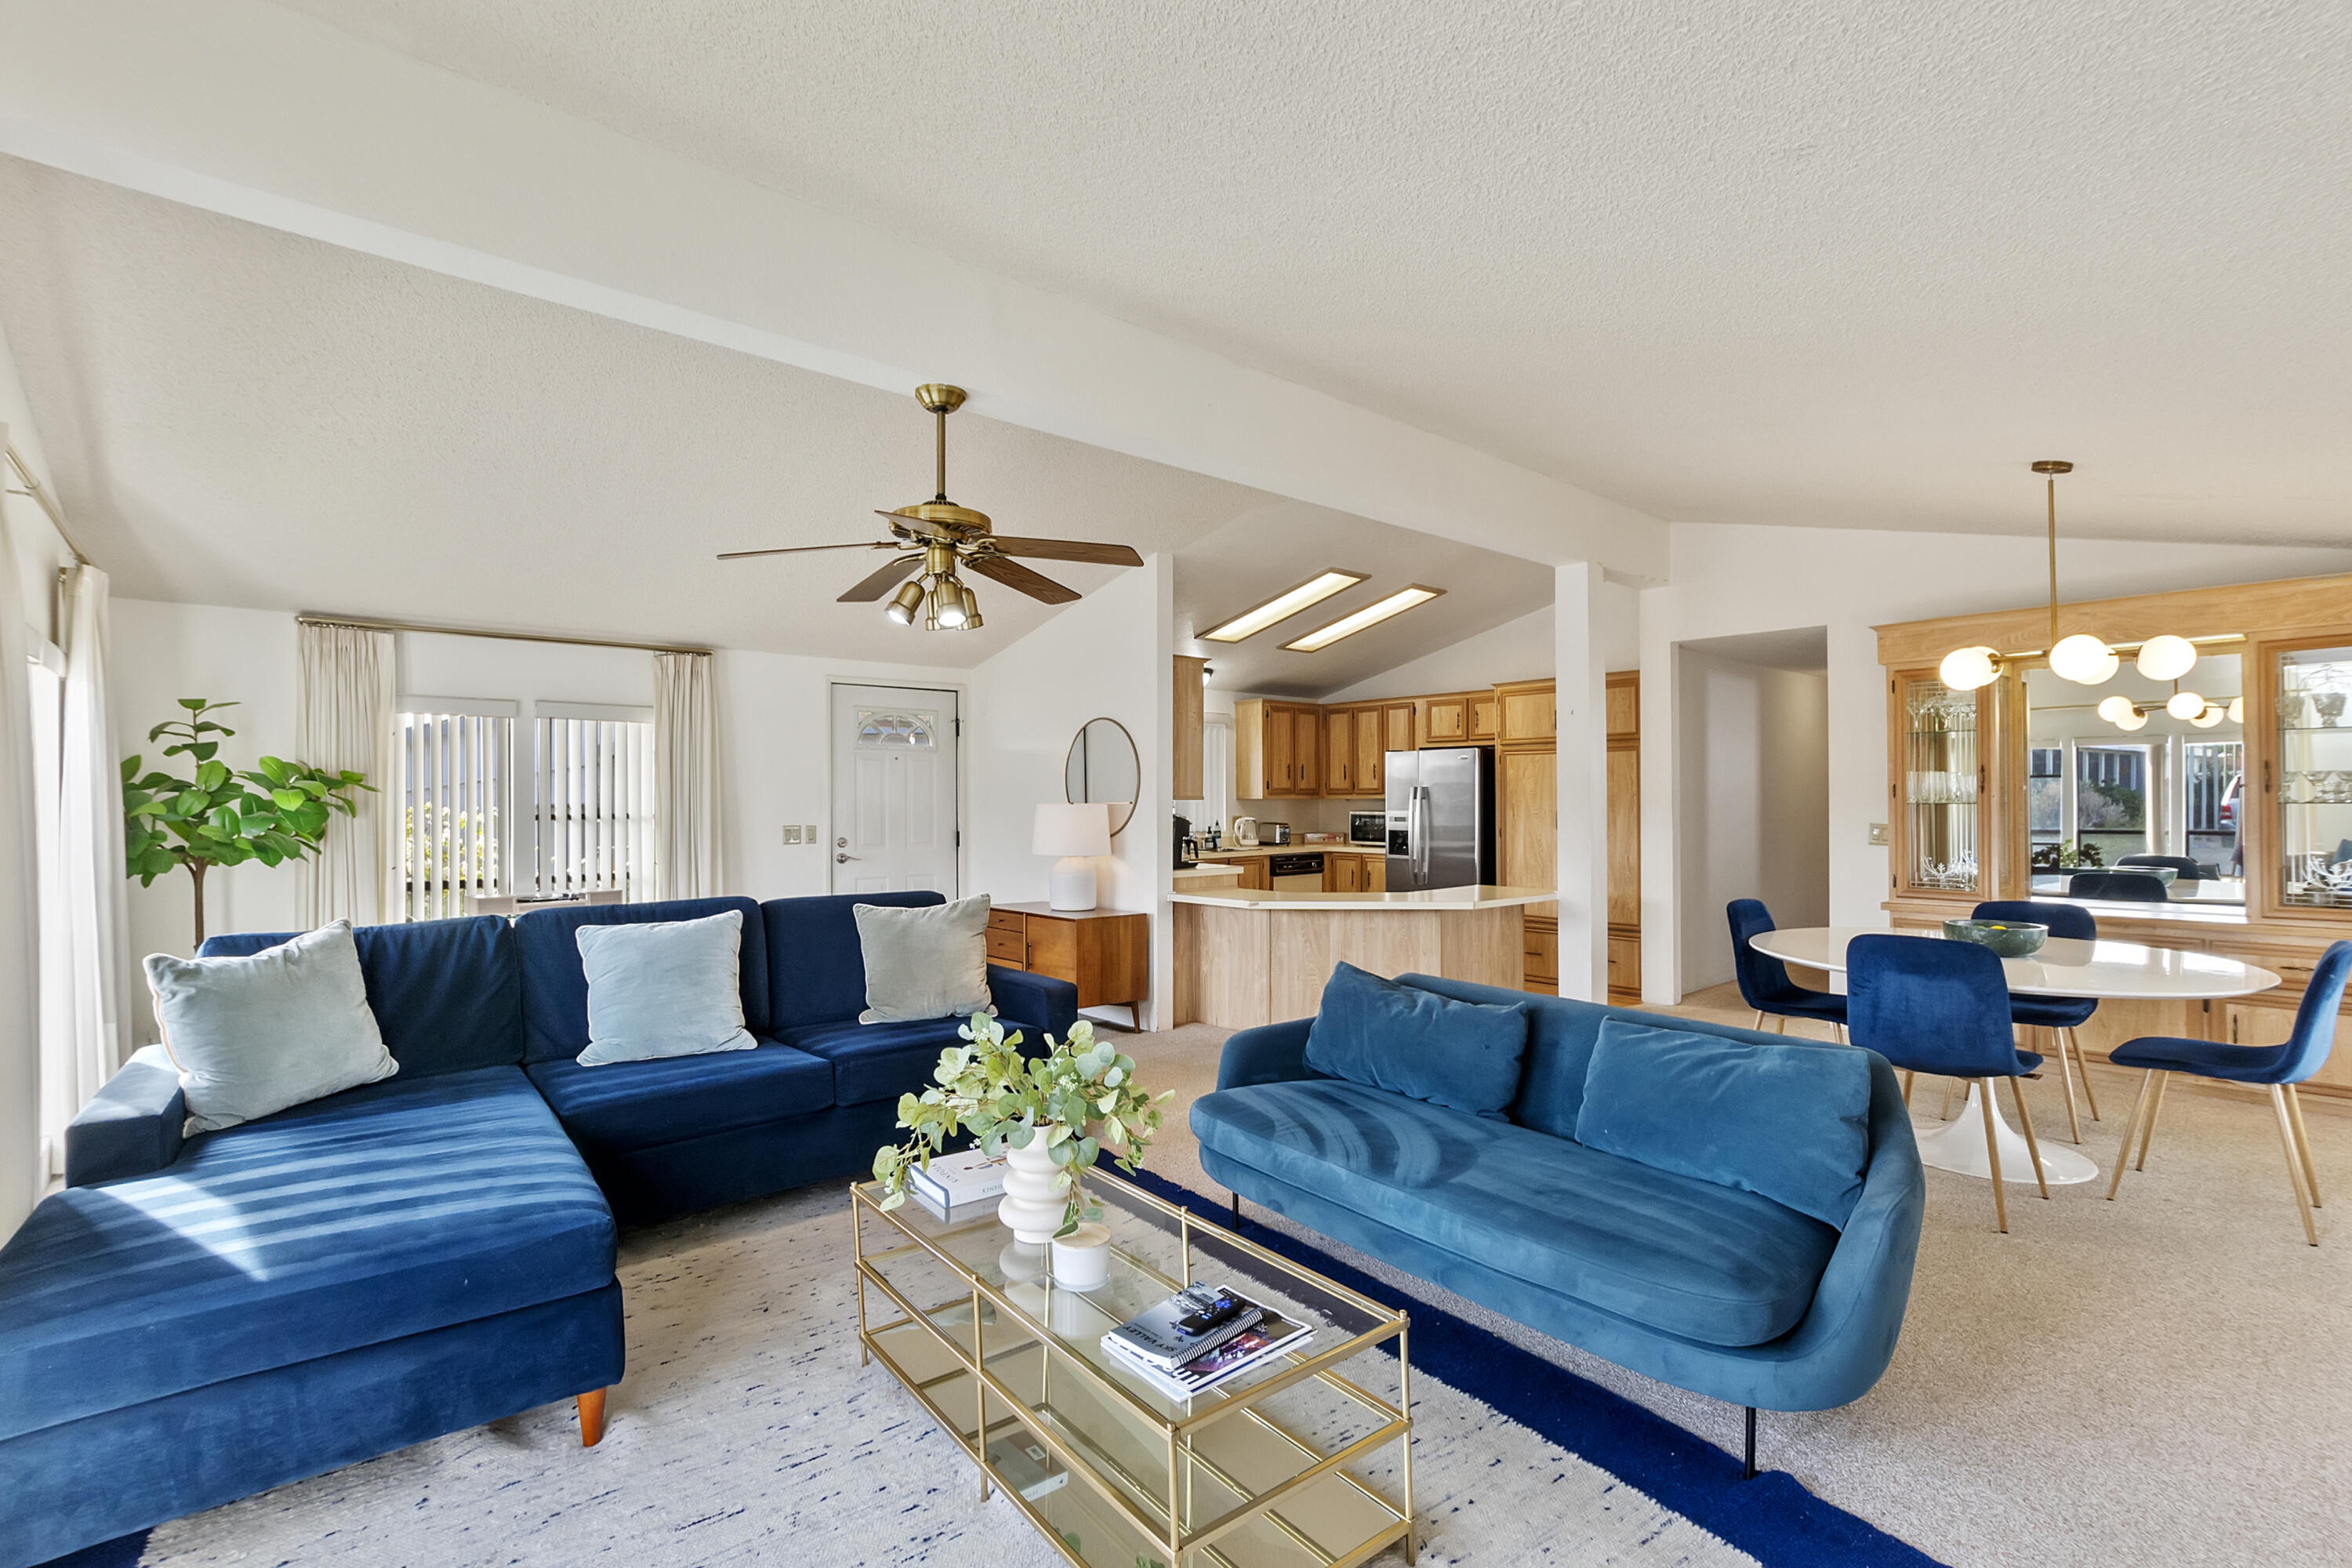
[576,1388,608,1447]
[1742,1406,1758,1480]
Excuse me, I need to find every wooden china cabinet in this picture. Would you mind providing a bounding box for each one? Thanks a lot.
[1876,572,2352,1098]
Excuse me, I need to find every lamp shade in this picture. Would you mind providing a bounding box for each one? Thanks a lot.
[1033,802,1112,858]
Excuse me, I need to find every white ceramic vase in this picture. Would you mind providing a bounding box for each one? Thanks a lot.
[997,1131,1071,1244]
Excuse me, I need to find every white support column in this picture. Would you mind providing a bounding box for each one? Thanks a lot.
[1636,585,1680,1002]
[1555,564,1610,1002]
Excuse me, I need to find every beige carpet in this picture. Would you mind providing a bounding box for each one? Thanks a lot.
[1120,987,2352,1568]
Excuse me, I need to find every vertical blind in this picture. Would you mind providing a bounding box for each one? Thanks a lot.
[394,710,654,920]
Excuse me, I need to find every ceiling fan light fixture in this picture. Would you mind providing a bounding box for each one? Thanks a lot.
[934,575,970,628]
[1203,570,1367,643]
[1283,586,1445,652]
[885,579,927,625]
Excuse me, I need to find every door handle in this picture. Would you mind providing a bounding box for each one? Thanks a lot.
[836,852,860,863]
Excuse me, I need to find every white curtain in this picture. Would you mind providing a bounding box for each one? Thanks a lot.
[295,621,396,925]
[652,651,720,899]
[0,487,42,1230]
[50,565,129,1148]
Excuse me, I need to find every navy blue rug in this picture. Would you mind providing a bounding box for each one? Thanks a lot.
[1111,1165,1940,1568]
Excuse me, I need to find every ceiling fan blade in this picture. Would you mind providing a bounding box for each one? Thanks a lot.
[837,554,923,603]
[717,540,889,561]
[875,509,958,542]
[969,553,1081,605]
[988,536,1145,567]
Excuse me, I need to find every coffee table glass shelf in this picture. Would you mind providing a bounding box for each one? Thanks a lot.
[849,1174,1415,1568]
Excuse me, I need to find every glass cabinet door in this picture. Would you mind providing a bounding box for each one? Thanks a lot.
[1900,675,1983,894]
[2275,642,2352,910]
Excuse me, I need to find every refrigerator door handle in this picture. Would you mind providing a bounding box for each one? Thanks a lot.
[1412,786,1432,880]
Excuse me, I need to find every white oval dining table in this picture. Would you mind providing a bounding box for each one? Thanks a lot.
[1747,927,2282,1186]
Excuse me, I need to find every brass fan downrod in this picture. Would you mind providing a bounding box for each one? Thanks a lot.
[916,384,967,502]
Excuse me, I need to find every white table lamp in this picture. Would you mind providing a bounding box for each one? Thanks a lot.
[1033,803,1112,911]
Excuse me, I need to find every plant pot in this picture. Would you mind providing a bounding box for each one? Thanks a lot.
[997,1134,1072,1244]
[1050,1221,1112,1291]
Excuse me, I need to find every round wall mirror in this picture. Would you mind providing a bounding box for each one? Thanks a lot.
[1065,717,1140,837]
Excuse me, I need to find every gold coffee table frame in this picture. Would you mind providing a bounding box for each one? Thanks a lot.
[850,1177,1415,1568]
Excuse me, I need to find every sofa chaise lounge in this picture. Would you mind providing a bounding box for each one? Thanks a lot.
[0,891,1074,1568]
[1191,974,1925,1475]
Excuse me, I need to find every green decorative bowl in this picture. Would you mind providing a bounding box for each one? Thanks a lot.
[1943,918,2048,957]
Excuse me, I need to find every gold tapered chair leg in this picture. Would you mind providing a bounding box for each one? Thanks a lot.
[2286,1085,2321,1208]
[576,1388,608,1447]
[1901,1069,1915,1107]
[2107,1069,2158,1202]
[2007,1075,2050,1198]
[1978,1079,2009,1233]
[1752,1010,1767,1033]
[2135,1071,2172,1170]
[2269,1084,2320,1246]
[2066,1028,2101,1120]
[2044,1025,2082,1144]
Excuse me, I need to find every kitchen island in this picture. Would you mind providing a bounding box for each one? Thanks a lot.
[1170,884,1557,1029]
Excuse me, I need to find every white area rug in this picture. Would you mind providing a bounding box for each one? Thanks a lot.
[139,1182,1754,1567]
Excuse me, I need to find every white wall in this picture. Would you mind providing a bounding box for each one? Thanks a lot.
[1675,650,1829,991]
[1640,522,2352,1000]
[967,558,1170,1029]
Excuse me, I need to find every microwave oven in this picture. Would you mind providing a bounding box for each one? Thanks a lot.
[1348,811,1387,846]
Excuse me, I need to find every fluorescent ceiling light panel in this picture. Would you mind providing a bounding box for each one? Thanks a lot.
[1283,586,1445,652]
[1201,569,1366,642]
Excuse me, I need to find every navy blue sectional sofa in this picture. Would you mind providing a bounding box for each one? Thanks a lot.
[0,891,1074,1568]
[1192,975,1924,1466]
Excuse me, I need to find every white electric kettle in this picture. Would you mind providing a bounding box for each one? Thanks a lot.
[1230,815,1259,847]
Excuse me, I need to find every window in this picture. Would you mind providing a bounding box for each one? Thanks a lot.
[394,699,654,920]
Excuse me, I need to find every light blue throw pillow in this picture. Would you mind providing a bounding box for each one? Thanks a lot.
[146,920,398,1134]
[1573,1018,1873,1227]
[574,909,758,1065]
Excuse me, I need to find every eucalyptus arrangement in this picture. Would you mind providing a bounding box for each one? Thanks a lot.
[873,1014,1170,1237]
[122,698,372,946]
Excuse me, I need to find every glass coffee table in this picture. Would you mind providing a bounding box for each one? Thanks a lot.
[849,1175,1415,1568]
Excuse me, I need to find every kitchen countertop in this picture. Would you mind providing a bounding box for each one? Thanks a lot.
[1193,844,1384,859]
[1172,864,1247,881]
[1169,884,1558,911]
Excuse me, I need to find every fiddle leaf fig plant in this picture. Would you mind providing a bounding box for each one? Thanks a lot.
[121,698,372,948]
[873,1014,1171,1235]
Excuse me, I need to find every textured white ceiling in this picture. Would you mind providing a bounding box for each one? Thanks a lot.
[0,158,1290,662]
[273,0,2352,546]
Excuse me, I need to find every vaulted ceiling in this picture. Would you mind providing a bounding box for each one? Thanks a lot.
[270,0,2352,546]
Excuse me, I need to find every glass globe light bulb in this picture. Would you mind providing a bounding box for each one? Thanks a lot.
[2135,634,2198,682]
[2190,705,2225,728]
[2096,695,2136,722]
[2165,690,2205,720]
[2113,706,2150,731]
[1937,645,2000,691]
[2049,633,2119,685]
[2227,696,2244,724]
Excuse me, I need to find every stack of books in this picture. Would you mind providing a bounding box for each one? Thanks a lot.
[906,1149,1007,1223]
[1099,1283,1312,1401]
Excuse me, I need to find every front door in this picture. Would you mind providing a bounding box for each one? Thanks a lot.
[831,684,960,895]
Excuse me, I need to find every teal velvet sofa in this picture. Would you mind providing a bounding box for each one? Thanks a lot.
[1190,975,1925,1473]
[0,894,1077,1568]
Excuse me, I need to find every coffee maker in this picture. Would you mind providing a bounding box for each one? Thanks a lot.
[1173,813,1198,868]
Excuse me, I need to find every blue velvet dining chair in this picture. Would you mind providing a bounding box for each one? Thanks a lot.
[1973,899,2101,1141]
[2106,941,2352,1246]
[1848,933,2048,1232]
[1726,898,1848,1040]
[2067,871,2169,902]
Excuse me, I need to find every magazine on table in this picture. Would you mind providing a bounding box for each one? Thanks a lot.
[1102,1283,1265,1369]
[1102,1310,1314,1400]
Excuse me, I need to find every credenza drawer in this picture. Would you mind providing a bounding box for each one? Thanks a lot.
[985,927,1028,966]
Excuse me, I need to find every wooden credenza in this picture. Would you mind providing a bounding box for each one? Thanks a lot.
[987,902,1150,1030]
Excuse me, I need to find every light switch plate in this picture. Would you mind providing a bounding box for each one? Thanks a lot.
[804,825,818,843]
[781,825,802,844]
[1867,822,1889,846]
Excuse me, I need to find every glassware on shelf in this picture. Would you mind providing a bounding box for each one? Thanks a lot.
[1903,678,1980,893]
[2277,644,2352,908]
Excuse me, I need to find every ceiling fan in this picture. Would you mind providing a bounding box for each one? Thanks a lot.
[718,383,1145,630]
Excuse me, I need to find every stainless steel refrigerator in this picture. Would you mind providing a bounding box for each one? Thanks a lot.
[1385,746,1495,891]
